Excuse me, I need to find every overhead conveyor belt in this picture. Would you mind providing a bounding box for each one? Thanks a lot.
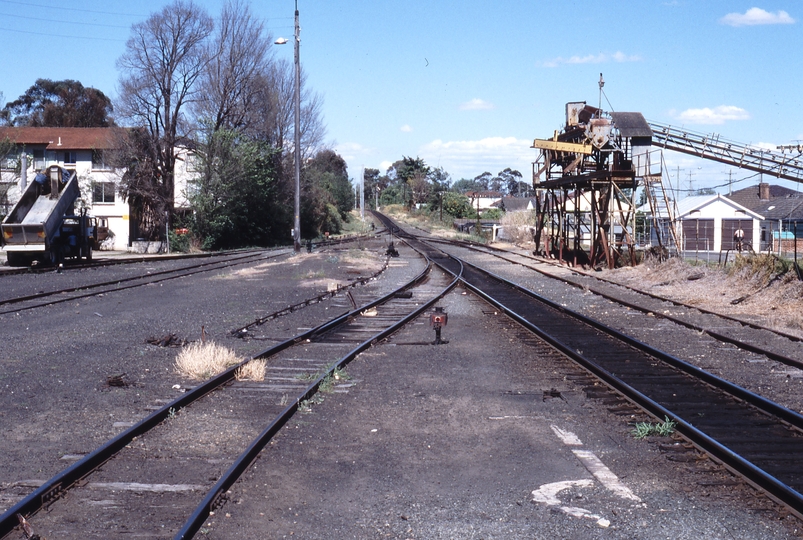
[648,121,803,183]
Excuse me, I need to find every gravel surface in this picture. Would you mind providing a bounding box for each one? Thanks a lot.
[0,236,404,516]
[440,243,803,418]
[1,226,801,538]
[213,288,800,539]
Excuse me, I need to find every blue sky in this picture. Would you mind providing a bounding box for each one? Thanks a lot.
[1,1,801,196]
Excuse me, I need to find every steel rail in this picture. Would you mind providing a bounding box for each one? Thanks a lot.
[174,258,461,539]
[230,256,392,335]
[0,250,286,316]
[439,250,803,518]
[0,253,436,539]
[435,239,803,369]
[0,246,272,275]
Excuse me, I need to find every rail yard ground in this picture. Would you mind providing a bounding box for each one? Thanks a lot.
[0,226,802,538]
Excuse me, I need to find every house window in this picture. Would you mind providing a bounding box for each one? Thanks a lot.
[1,151,17,170]
[92,182,116,204]
[92,150,111,171]
[33,149,45,170]
[0,188,9,216]
[63,151,77,164]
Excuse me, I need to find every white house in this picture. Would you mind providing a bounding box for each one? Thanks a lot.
[0,127,195,251]
[639,194,763,252]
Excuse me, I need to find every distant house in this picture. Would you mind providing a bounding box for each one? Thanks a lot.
[493,196,537,212]
[0,127,129,249]
[751,194,803,252]
[0,127,196,250]
[727,182,799,211]
[463,191,503,210]
[639,194,763,252]
[723,182,803,252]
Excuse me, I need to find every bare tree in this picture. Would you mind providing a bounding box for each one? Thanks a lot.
[116,0,214,234]
[196,0,272,132]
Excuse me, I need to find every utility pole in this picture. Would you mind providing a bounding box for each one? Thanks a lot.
[360,166,365,223]
[274,2,302,251]
[292,0,301,252]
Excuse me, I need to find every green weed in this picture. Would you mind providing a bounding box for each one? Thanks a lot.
[631,416,676,439]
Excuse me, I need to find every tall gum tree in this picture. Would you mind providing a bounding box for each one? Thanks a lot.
[116,0,214,235]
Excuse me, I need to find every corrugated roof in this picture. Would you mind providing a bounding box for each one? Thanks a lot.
[610,112,652,139]
[0,127,119,150]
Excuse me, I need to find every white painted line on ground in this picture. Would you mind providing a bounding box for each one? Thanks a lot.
[531,480,610,528]
[488,415,542,420]
[550,424,583,446]
[531,479,594,506]
[571,449,641,502]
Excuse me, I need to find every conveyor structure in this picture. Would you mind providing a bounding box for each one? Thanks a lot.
[530,103,803,269]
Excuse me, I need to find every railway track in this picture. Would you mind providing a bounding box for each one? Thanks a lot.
[432,238,803,373]
[0,233,374,277]
[374,212,803,519]
[0,249,292,316]
[0,236,457,539]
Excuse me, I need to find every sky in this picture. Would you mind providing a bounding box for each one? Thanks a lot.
[1,0,802,197]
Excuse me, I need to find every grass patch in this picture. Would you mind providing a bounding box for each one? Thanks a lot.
[235,359,266,381]
[295,365,352,413]
[175,341,241,380]
[728,253,791,283]
[631,416,677,439]
[297,269,326,279]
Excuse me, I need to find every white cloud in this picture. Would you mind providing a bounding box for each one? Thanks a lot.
[459,98,495,111]
[400,124,413,132]
[720,8,795,27]
[540,51,641,68]
[676,105,751,125]
[419,137,534,180]
[335,142,372,163]
[379,160,394,172]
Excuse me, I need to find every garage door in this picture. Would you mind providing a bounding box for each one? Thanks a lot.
[721,219,752,250]
[682,219,715,251]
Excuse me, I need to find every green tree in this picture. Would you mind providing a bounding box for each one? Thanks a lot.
[451,177,484,193]
[305,149,353,220]
[1,79,114,127]
[497,168,528,196]
[189,128,288,249]
[440,192,474,218]
[473,171,493,191]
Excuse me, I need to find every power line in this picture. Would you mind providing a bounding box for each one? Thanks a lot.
[0,10,131,28]
[0,0,144,17]
[0,25,125,42]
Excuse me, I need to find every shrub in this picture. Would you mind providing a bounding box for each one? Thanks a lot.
[175,341,241,380]
[500,210,536,245]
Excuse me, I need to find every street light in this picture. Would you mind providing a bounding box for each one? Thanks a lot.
[275,0,302,252]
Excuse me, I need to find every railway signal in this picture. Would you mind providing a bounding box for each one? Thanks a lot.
[430,306,448,345]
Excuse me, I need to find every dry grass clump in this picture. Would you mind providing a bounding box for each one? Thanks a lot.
[728,253,790,286]
[500,210,536,245]
[604,254,803,337]
[175,341,241,380]
[235,359,266,381]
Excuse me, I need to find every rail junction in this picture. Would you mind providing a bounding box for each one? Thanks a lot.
[0,216,801,538]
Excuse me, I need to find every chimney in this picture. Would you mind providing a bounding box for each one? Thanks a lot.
[759,182,770,201]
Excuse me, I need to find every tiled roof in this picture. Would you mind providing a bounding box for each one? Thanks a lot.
[0,127,119,150]
[495,197,535,211]
[752,196,803,220]
[727,183,800,210]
